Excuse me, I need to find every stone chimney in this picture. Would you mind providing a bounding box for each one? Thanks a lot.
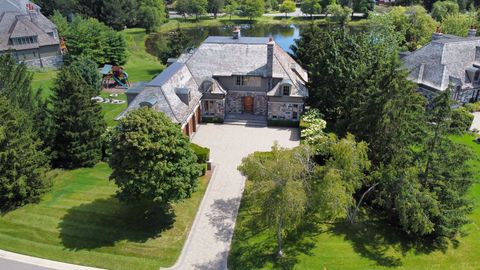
[233,26,241,39]
[432,26,443,40]
[266,37,274,78]
[468,26,477,37]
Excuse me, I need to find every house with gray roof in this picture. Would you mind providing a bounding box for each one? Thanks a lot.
[403,28,480,103]
[0,0,62,67]
[119,27,308,136]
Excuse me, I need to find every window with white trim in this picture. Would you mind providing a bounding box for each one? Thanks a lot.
[282,85,290,96]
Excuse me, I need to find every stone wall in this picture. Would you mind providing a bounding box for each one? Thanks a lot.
[226,91,267,116]
[202,98,225,120]
[22,55,63,68]
[267,101,304,121]
[418,86,480,104]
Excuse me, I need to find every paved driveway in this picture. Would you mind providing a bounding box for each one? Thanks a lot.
[165,123,299,270]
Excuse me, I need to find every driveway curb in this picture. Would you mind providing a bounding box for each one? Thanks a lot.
[0,249,105,270]
[160,165,220,270]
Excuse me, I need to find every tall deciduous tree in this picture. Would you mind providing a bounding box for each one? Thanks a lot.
[279,0,296,18]
[109,107,201,204]
[238,144,314,257]
[301,0,321,19]
[224,0,239,19]
[431,0,460,21]
[208,0,225,18]
[442,13,475,37]
[50,64,106,168]
[138,0,167,33]
[239,0,265,21]
[51,13,127,65]
[0,96,50,212]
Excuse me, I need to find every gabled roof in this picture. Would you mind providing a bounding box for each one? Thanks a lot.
[117,63,202,124]
[403,35,480,91]
[0,9,58,51]
[120,34,308,125]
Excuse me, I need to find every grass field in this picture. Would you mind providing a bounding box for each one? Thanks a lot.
[0,163,210,270]
[29,29,162,126]
[229,133,480,270]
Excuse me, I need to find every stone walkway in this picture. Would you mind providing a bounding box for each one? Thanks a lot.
[163,123,299,270]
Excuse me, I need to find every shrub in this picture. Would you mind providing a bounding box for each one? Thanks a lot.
[449,107,474,134]
[464,101,480,112]
[267,119,299,127]
[190,143,210,163]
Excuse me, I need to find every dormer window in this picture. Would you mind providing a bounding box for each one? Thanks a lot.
[283,85,291,96]
[236,76,246,86]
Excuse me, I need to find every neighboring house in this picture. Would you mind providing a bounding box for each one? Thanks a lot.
[403,28,480,104]
[0,0,62,67]
[119,27,309,137]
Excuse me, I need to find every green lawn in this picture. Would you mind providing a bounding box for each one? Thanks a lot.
[29,29,163,126]
[229,133,480,270]
[0,163,210,270]
[122,28,164,82]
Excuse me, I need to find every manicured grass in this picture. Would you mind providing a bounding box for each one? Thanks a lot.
[31,69,57,98]
[0,163,210,270]
[99,91,127,127]
[122,28,164,82]
[229,133,480,270]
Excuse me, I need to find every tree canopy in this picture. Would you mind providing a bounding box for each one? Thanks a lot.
[109,107,201,205]
[51,12,127,65]
[0,96,50,213]
[50,63,106,168]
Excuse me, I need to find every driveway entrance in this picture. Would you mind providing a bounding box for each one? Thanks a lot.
[164,123,299,270]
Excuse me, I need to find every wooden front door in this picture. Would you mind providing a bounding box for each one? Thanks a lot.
[244,96,253,113]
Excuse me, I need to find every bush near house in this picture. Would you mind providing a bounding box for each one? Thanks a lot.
[449,107,474,134]
[190,143,210,163]
[267,119,299,127]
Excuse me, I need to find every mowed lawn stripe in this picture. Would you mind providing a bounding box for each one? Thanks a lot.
[0,163,210,270]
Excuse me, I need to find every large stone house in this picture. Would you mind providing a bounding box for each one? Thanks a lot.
[403,28,480,103]
[119,28,309,136]
[0,0,63,67]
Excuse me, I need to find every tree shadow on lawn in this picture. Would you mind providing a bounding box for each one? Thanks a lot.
[58,195,175,250]
[329,219,439,268]
[228,194,321,270]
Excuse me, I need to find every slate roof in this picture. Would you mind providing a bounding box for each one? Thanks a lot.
[120,34,308,125]
[117,63,202,124]
[0,1,59,51]
[403,34,480,91]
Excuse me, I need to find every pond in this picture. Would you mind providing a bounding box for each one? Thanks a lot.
[145,24,308,60]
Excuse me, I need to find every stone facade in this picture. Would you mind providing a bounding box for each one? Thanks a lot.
[21,54,63,68]
[202,98,225,120]
[226,91,267,116]
[419,86,480,104]
[268,102,304,121]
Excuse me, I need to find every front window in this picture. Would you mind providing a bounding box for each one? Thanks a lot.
[283,85,291,96]
[292,112,298,120]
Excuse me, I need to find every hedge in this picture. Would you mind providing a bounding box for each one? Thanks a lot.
[267,119,300,127]
[202,117,224,123]
[190,143,210,163]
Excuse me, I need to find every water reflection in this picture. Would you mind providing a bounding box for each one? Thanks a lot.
[145,24,304,60]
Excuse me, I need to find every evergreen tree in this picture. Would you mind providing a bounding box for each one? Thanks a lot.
[70,57,102,96]
[50,65,106,168]
[109,107,201,205]
[0,96,50,212]
[0,54,35,112]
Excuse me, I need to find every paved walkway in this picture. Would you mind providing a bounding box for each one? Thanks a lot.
[164,123,299,270]
[470,112,480,133]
